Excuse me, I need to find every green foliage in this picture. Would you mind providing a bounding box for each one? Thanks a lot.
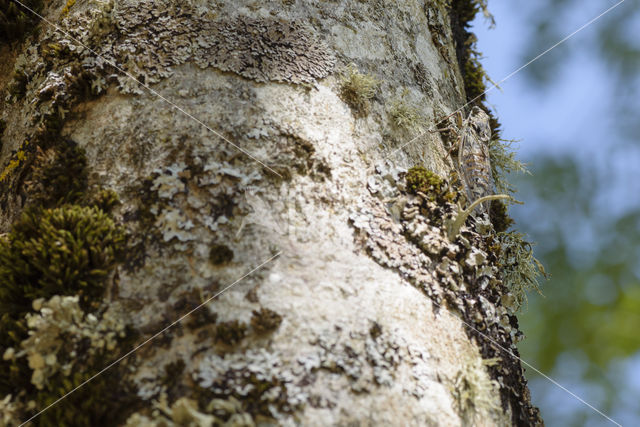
[405,166,458,203]
[26,140,88,208]
[0,0,43,44]
[88,188,121,213]
[0,205,126,315]
[338,63,379,117]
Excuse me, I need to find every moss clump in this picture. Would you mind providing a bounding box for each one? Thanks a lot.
[88,188,121,213]
[25,140,88,208]
[449,0,493,106]
[339,63,379,117]
[209,243,234,265]
[489,199,514,233]
[250,308,282,334]
[215,320,248,346]
[406,166,444,194]
[405,166,458,204]
[0,205,126,315]
[0,0,43,44]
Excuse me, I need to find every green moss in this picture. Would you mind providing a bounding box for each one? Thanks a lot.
[209,243,234,265]
[489,199,514,233]
[88,188,121,213]
[405,166,458,203]
[0,0,43,44]
[0,205,126,315]
[215,320,248,345]
[338,63,379,117]
[250,308,282,334]
[26,140,88,208]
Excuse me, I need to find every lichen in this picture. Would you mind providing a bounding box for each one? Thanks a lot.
[338,63,380,117]
[488,136,529,196]
[0,140,29,184]
[388,90,425,132]
[7,295,126,390]
[449,355,501,422]
[201,16,336,84]
[124,395,217,427]
[60,0,76,17]
[494,231,547,310]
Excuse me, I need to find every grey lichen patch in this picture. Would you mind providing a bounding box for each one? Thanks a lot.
[55,0,335,94]
[195,349,305,420]
[201,16,336,84]
[351,160,539,418]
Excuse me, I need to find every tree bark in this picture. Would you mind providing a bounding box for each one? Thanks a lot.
[0,0,542,425]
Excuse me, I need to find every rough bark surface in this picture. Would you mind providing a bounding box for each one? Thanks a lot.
[0,0,541,426]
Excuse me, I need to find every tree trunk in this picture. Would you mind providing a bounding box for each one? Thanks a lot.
[0,0,542,425]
